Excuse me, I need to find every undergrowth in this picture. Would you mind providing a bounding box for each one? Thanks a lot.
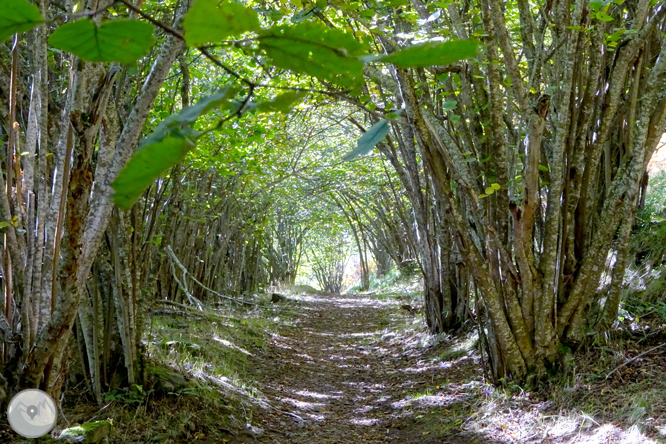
[52,308,276,443]
[346,265,423,301]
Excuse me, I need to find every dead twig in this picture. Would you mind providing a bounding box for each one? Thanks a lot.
[605,342,666,379]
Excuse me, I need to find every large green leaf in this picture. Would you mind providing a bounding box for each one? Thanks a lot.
[257,91,305,113]
[49,19,155,63]
[259,22,365,90]
[374,39,478,68]
[112,136,196,210]
[343,119,391,161]
[183,0,260,47]
[112,88,238,209]
[0,0,43,42]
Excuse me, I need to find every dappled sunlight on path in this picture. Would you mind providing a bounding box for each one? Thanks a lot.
[250,293,492,444]
[245,293,662,444]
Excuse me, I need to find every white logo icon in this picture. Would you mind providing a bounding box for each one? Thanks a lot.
[7,389,57,438]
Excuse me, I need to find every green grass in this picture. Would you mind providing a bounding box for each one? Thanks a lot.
[405,388,432,399]
[146,310,272,401]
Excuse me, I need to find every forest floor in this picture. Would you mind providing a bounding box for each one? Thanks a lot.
[242,292,666,444]
[12,289,665,443]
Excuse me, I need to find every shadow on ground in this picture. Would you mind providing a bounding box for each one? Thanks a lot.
[248,292,664,444]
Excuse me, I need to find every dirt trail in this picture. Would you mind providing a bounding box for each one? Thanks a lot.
[248,293,488,444]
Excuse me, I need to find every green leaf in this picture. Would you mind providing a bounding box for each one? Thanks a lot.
[183,0,260,47]
[49,19,155,63]
[259,22,365,89]
[0,0,43,42]
[112,136,196,210]
[256,91,305,113]
[0,222,9,229]
[144,87,238,146]
[590,1,605,11]
[538,164,549,172]
[359,8,375,18]
[374,39,478,68]
[442,100,457,111]
[491,183,501,190]
[596,11,614,21]
[112,88,238,209]
[343,119,391,161]
[485,187,495,195]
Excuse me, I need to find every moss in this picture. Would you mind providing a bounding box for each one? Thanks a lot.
[146,365,188,393]
[58,420,112,443]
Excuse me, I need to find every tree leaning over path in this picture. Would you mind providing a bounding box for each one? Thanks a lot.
[0,0,190,399]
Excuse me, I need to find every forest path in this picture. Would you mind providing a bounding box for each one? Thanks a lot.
[248,293,489,444]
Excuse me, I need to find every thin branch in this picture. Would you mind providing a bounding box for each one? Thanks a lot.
[605,342,666,380]
[166,245,260,307]
[118,0,184,39]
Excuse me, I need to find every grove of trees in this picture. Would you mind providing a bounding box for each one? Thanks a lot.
[0,0,664,407]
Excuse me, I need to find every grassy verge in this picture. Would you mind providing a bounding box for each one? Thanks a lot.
[54,307,276,443]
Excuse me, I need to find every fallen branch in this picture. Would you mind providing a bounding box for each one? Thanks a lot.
[152,301,237,323]
[166,248,205,310]
[167,245,258,307]
[605,342,666,379]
